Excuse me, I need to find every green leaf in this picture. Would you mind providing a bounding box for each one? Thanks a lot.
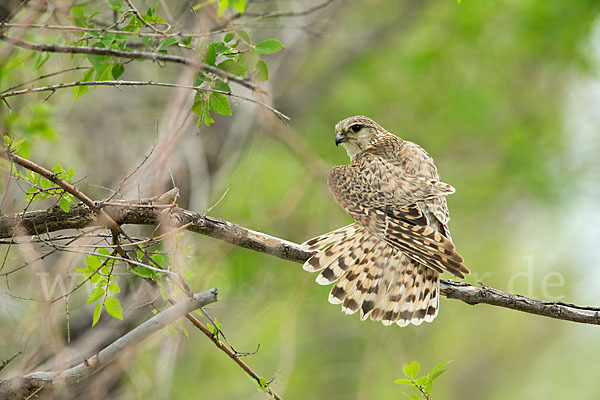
[131,266,154,278]
[254,39,284,55]
[67,166,75,181]
[192,92,205,118]
[217,60,246,77]
[224,32,235,43]
[205,43,218,66]
[158,37,179,49]
[27,170,39,184]
[207,323,216,335]
[255,59,268,81]
[150,253,165,267]
[142,36,154,49]
[95,61,112,78]
[209,93,232,116]
[415,376,428,386]
[239,49,258,71]
[70,6,84,20]
[217,0,228,17]
[194,73,211,85]
[59,197,71,213]
[87,11,100,24]
[403,361,420,380]
[111,63,125,79]
[108,282,120,293]
[235,30,251,44]
[203,111,214,126]
[87,44,108,71]
[74,69,94,99]
[34,52,50,70]
[98,247,110,256]
[213,79,231,92]
[230,0,246,13]
[423,381,433,395]
[92,302,102,326]
[70,6,87,27]
[105,296,123,320]
[40,178,52,190]
[100,263,111,275]
[52,164,64,175]
[429,369,447,382]
[429,361,451,374]
[24,187,37,201]
[86,254,101,270]
[105,0,122,11]
[87,287,105,303]
[394,379,413,385]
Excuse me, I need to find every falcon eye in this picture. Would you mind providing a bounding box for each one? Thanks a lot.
[350,124,362,133]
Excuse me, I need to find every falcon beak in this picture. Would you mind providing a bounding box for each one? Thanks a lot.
[335,134,347,146]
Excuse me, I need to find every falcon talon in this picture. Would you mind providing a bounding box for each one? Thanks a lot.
[302,116,470,327]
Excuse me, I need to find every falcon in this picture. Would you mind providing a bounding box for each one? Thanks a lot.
[301,116,469,327]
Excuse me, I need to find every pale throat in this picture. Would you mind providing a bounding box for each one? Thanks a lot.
[341,141,364,159]
[342,131,387,160]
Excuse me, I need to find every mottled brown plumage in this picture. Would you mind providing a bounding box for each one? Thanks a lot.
[302,116,469,326]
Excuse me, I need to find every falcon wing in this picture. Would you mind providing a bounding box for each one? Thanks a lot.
[328,150,469,278]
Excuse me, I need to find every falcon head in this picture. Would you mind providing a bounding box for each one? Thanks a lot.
[334,116,388,159]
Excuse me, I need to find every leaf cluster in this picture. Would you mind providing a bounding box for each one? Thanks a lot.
[394,361,451,400]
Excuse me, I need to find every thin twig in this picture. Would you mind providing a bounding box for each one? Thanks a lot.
[0,79,289,121]
[244,0,336,19]
[0,66,91,94]
[0,22,235,38]
[122,0,169,36]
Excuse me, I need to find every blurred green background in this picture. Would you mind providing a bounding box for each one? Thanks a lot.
[2,0,600,399]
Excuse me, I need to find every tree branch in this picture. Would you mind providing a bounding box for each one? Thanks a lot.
[1,198,599,326]
[0,33,259,91]
[0,289,218,400]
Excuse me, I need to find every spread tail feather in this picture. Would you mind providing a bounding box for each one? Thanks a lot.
[303,229,440,327]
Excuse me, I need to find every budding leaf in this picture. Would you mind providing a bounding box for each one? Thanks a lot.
[403,361,420,380]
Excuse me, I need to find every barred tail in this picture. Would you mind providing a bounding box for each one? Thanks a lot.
[301,227,439,327]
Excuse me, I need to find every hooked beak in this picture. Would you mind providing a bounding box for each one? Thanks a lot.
[335,134,347,146]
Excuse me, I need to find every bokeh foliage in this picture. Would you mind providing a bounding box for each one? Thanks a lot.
[2,0,600,399]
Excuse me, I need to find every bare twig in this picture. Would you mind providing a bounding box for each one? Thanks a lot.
[0,22,234,38]
[0,80,289,121]
[0,351,21,373]
[245,0,336,19]
[0,33,259,91]
[0,66,91,94]
[122,0,169,36]
[170,299,283,400]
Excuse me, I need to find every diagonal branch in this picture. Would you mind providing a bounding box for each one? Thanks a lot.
[0,289,218,400]
[0,33,258,91]
[1,198,599,326]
